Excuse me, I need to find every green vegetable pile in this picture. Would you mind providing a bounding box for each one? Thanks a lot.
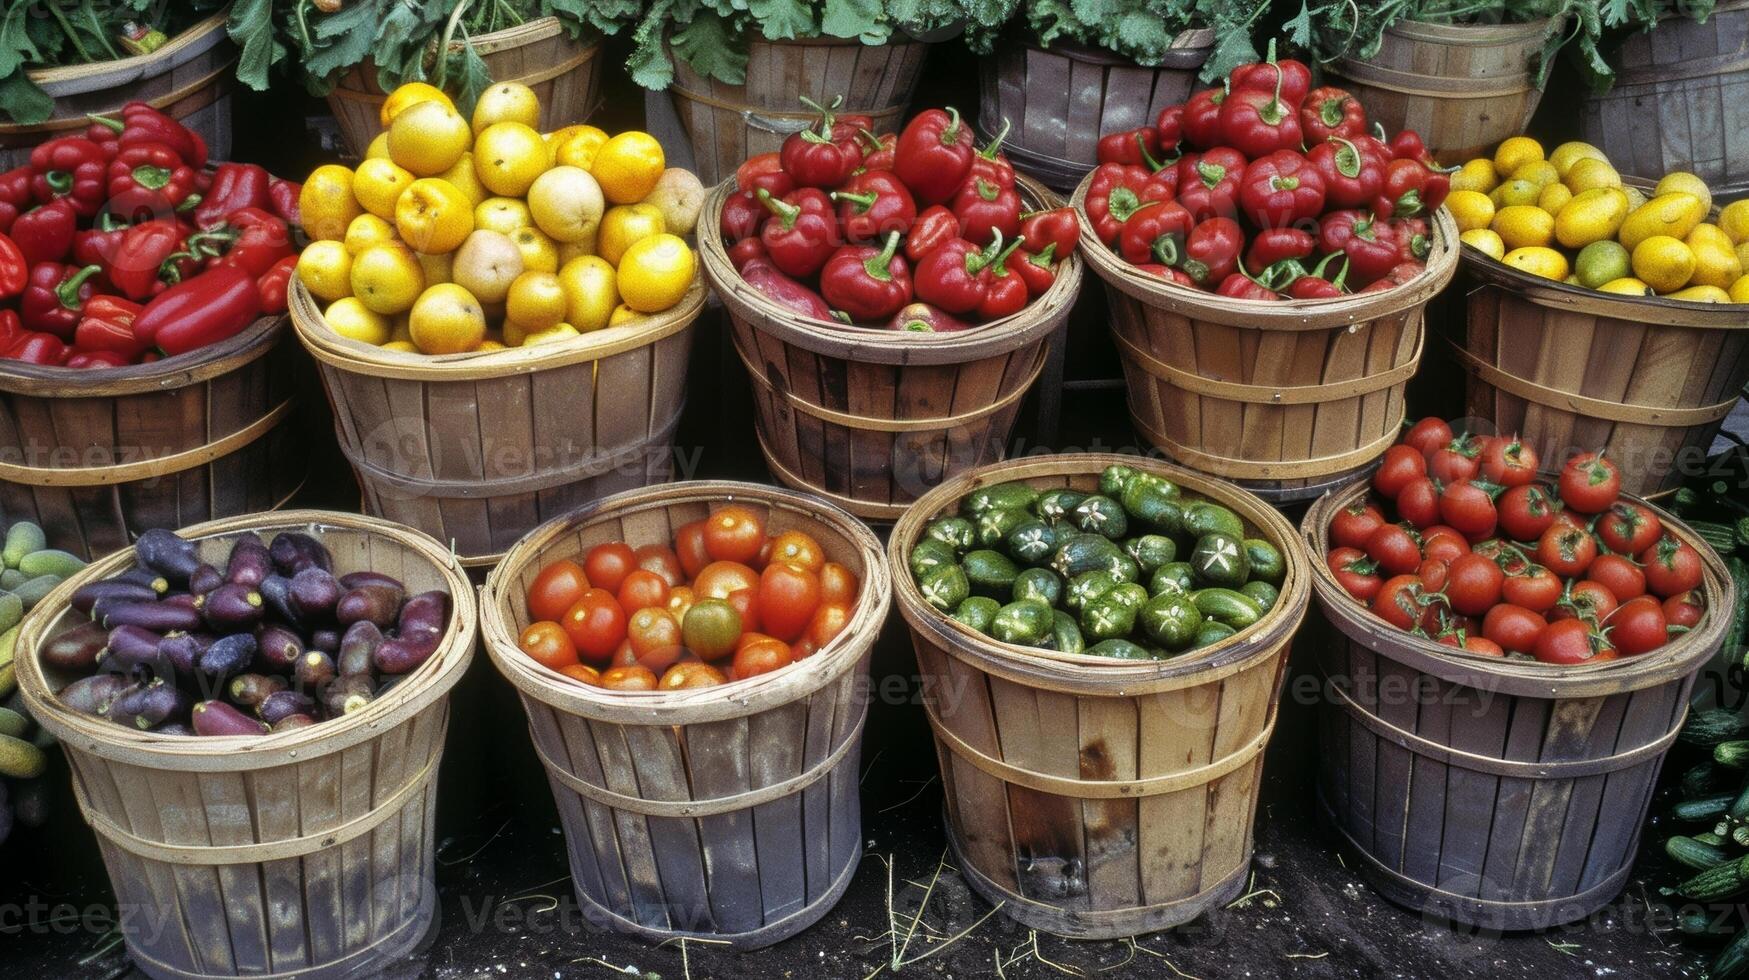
[907,463,1286,660]
[0,0,225,123]
[961,0,1269,84]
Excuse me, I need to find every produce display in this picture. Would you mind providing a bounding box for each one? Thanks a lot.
[295,81,703,354]
[1448,137,1749,302]
[716,98,1078,329]
[1084,45,1447,299]
[1324,417,1713,664]
[907,464,1287,660]
[0,520,86,846]
[1657,700,1749,976]
[0,104,298,366]
[517,506,861,690]
[42,528,452,736]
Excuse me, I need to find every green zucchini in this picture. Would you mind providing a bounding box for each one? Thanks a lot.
[1681,709,1747,747]
[1674,792,1737,823]
[924,517,977,553]
[1241,580,1280,613]
[949,596,1000,634]
[1712,928,1749,980]
[1098,464,1139,499]
[1679,854,1749,901]
[962,549,1020,598]
[1012,568,1063,607]
[1006,519,1058,566]
[919,564,971,612]
[1182,502,1245,540]
[1667,834,1733,870]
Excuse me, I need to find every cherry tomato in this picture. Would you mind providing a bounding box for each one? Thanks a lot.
[666,585,696,624]
[1371,574,1431,631]
[600,665,658,691]
[1429,435,1482,483]
[682,598,743,659]
[1373,445,1427,499]
[1587,553,1646,602]
[528,559,590,623]
[1461,635,1505,657]
[767,530,826,573]
[1404,417,1453,459]
[519,621,579,670]
[704,504,768,563]
[1497,484,1559,543]
[1438,480,1498,540]
[626,606,686,672]
[617,569,672,613]
[1536,524,1597,579]
[806,602,853,650]
[695,560,761,599]
[675,520,712,579]
[1445,553,1504,616]
[1551,579,1617,626]
[1664,590,1706,629]
[1641,535,1704,597]
[732,637,795,679]
[1417,557,1450,592]
[1479,435,1538,487]
[1607,596,1669,656]
[725,587,762,634]
[1328,546,1382,602]
[1330,502,1387,550]
[1483,603,1548,654]
[558,663,601,686]
[1366,523,1423,577]
[1558,452,1621,514]
[661,662,727,690]
[1501,564,1562,613]
[1396,477,1441,529]
[758,562,822,642]
[561,588,627,663]
[1534,617,1609,665]
[1421,526,1471,564]
[818,562,859,607]
[634,544,686,587]
[583,543,637,594]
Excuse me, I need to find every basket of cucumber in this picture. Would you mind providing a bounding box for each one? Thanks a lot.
[889,453,1308,938]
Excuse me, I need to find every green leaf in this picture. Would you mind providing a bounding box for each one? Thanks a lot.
[1284,2,1314,47]
[226,0,283,91]
[821,0,889,40]
[670,10,748,84]
[0,68,54,125]
[0,3,40,78]
[1199,21,1260,84]
[751,0,816,39]
[304,1,381,81]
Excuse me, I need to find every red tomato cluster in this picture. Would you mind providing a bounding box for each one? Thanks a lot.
[1088,47,1448,300]
[519,505,862,691]
[1327,418,1708,665]
[719,98,1078,331]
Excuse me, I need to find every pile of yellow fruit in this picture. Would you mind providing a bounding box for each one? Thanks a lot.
[295,81,705,354]
[1446,136,1749,304]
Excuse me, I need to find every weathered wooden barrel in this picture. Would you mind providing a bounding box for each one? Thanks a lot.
[890,454,1309,938]
[1303,481,1729,930]
[480,481,890,948]
[16,510,477,980]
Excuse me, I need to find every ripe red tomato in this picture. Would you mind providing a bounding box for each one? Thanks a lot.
[1534,617,1608,665]
[562,588,628,663]
[767,530,826,573]
[1587,554,1646,602]
[1417,557,1450,592]
[1551,579,1617,625]
[1607,596,1669,656]
[1497,484,1559,543]
[583,543,637,594]
[528,559,590,624]
[1664,591,1706,629]
[1421,526,1470,564]
[681,598,743,660]
[674,520,712,579]
[694,560,761,599]
[600,665,658,691]
[725,587,762,634]
[1429,436,1482,483]
[626,606,685,672]
[732,637,795,679]
[634,544,686,587]
[1641,535,1704,597]
[617,569,672,613]
[1445,553,1504,616]
[704,504,768,563]
[660,662,727,689]
[1479,436,1538,487]
[1439,480,1499,540]
[1536,524,1597,579]
[1596,501,1662,556]
[558,663,601,686]
[1558,452,1621,514]
[818,562,859,606]
[1396,477,1441,529]
[1371,574,1431,630]
[519,621,579,670]
[1501,564,1562,613]
[1483,603,1548,654]
[1327,547,1382,601]
[666,585,695,624]
[805,602,853,650]
[1366,523,1424,577]
[1373,445,1427,499]
[758,562,822,642]
[1404,417,1453,459]
[1330,502,1388,550]
[1461,635,1505,657]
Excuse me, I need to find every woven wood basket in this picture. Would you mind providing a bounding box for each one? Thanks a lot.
[1451,247,1749,499]
[1071,176,1460,501]
[889,453,1309,938]
[15,509,476,980]
[326,17,604,157]
[1303,482,1730,929]
[670,37,930,186]
[1579,0,1749,194]
[1329,18,1554,166]
[290,279,704,568]
[702,174,1080,522]
[0,10,236,169]
[0,315,304,561]
[481,480,890,948]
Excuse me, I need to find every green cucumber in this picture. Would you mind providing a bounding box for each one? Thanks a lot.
[1046,610,1085,655]
[1150,561,1197,597]
[1685,761,1730,797]
[1667,834,1733,870]
[963,550,1020,598]
[1182,502,1245,540]
[962,482,1039,517]
[1244,539,1285,585]
[1241,580,1280,613]
[1123,535,1177,575]
[1120,480,1183,534]
[1098,464,1140,499]
[11,575,58,611]
[0,570,19,591]
[1192,588,1263,629]
[1105,583,1149,611]
[1072,495,1128,540]
[1718,740,1749,768]
[1087,638,1153,661]
[1679,854,1749,901]
[1006,519,1059,566]
[0,706,26,739]
[976,508,1031,549]
[0,591,21,635]
[1034,489,1088,523]
[1691,520,1740,555]
[1682,708,1747,747]
[950,596,1001,634]
[0,733,44,779]
[17,549,82,580]
[1,522,44,568]
[1140,594,1201,650]
[1053,534,1124,579]
[991,599,1054,646]
[1674,793,1736,823]
[919,564,971,612]
[1190,533,1249,588]
[1080,592,1138,641]
[910,538,959,580]
[924,517,977,553]
[1012,568,1062,607]
[1192,621,1238,649]
[1711,929,1749,980]
[1065,570,1119,612]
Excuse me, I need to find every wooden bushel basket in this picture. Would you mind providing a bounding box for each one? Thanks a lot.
[0,10,237,169]
[890,454,1309,938]
[15,510,477,980]
[326,17,605,156]
[1329,19,1554,166]
[702,175,1080,522]
[0,315,305,561]
[1303,483,1729,930]
[1072,175,1460,501]
[1451,247,1749,499]
[670,37,930,186]
[1579,0,1749,194]
[481,481,890,948]
[977,32,1213,190]
[290,279,705,567]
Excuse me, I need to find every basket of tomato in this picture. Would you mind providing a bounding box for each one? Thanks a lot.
[1067,45,1459,501]
[479,480,889,948]
[1301,416,1734,930]
[699,98,1084,521]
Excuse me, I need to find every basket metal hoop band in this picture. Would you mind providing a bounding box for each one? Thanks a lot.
[1131,414,1400,481]
[734,342,1046,433]
[72,754,439,866]
[338,405,684,500]
[753,431,911,520]
[0,400,293,487]
[1333,60,1534,98]
[923,699,1272,799]
[13,62,233,136]
[1613,52,1749,86]
[533,708,866,818]
[1324,677,1683,779]
[1447,341,1741,427]
[1113,328,1424,405]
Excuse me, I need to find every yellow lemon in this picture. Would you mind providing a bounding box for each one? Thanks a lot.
[1666,284,1731,303]
[394,178,475,254]
[1631,235,1698,293]
[364,132,391,160]
[1655,171,1713,216]
[299,164,362,242]
[522,322,582,347]
[436,153,490,208]
[1729,273,1749,303]
[506,271,567,331]
[528,166,605,245]
[1446,190,1495,233]
[509,225,559,274]
[1620,192,1707,251]
[388,100,471,177]
[1511,160,1560,189]
[616,233,694,313]
[552,125,609,170]
[1502,246,1569,281]
[1460,228,1506,260]
[556,255,618,332]
[473,121,549,197]
[409,283,487,354]
[416,250,452,287]
[1564,157,1622,193]
[1492,205,1555,250]
[1597,277,1653,296]
[1535,182,1573,215]
[1451,158,1498,194]
[379,82,454,128]
[1490,179,1543,208]
[1719,200,1749,244]
[325,297,394,346]
[1685,223,1742,288]
[1736,241,1749,272]
[297,240,353,303]
[1493,137,1544,178]
[1549,141,1609,178]
[352,157,415,220]
[343,213,398,255]
[597,203,667,266]
[591,131,665,204]
[349,242,425,314]
[608,304,641,327]
[475,197,532,235]
[470,81,540,135]
[1554,187,1629,249]
[382,340,418,353]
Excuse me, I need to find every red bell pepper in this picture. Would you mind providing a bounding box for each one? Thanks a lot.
[975,237,1030,320]
[820,232,913,323]
[28,137,108,218]
[1097,128,1168,170]
[1217,271,1281,301]
[1288,253,1350,299]
[904,205,961,262]
[887,303,971,332]
[1230,41,1312,107]
[1179,218,1244,288]
[1322,211,1400,286]
[193,163,272,230]
[1175,149,1246,222]
[1118,200,1195,267]
[10,199,77,266]
[1155,104,1184,148]
[1181,88,1227,150]
[1360,260,1426,293]
[107,219,187,300]
[951,176,1022,248]
[0,166,32,233]
[1238,150,1326,228]
[1135,264,1197,287]
[82,120,119,158]
[1245,227,1315,273]
[107,143,196,206]
[1308,137,1385,210]
[267,177,302,226]
[1004,246,1057,298]
[20,263,101,338]
[1085,163,1169,244]
[1217,80,1303,160]
[257,254,297,314]
[0,233,24,298]
[913,234,1008,315]
[71,211,129,269]
[1389,129,1434,165]
[721,189,766,242]
[1019,207,1080,259]
[739,256,835,321]
[0,310,18,345]
[894,107,975,206]
[728,237,767,271]
[89,102,207,170]
[67,350,130,369]
[968,120,1017,188]
[1301,87,1366,143]
[5,332,69,365]
[136,266,262,355]
[832,170,917,244]
[756,188,837,278]
[780,97,862,190]
[73,294,147,358]
[209,208,294,278]
[1390,216,1432,263]
[859,130,897,171]
[736,153,795,199]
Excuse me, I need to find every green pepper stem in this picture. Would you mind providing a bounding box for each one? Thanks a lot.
[177,193,201,212]
[940,106,962,146]
[831,190,878,213]
[863,231,901,282]
[1332,137,1363,179]
[56,265,101,309]
[131,165,171,191]
[978,117,1012,160]
[44,171,72,195]
[798,94,841,143]
[86,114,125,135]
[755,187,801,229]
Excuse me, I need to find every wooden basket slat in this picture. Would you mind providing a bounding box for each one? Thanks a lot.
[1078,695,1140,911]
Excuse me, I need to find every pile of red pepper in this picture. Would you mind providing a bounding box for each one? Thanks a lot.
[0,102,303,367]
[1087,42,1451,301]
[718,97,1078,331]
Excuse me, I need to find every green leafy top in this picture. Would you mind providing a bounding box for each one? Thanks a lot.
[961,0,1269,83]
[0,0,226,124]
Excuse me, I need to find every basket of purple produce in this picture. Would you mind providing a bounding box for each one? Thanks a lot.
[14,509,474,980]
